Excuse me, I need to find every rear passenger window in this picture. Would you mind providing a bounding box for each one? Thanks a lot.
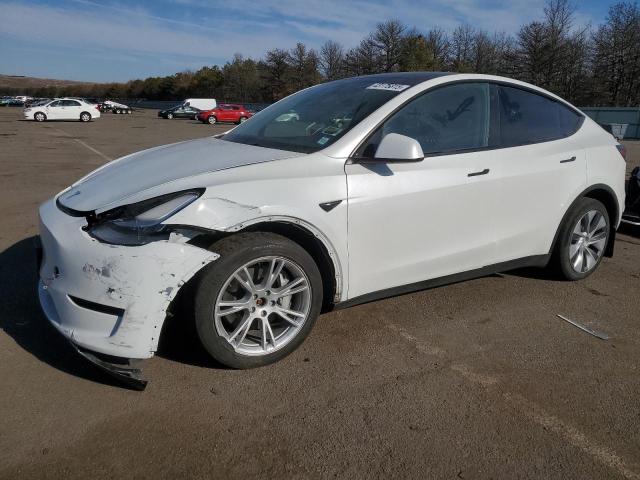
[498,85,582,147]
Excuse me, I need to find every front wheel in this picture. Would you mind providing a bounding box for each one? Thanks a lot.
[238,116,248,124]
[166,113,173,119]
[195,233,323,369]
[34,112,46,122]
[554,197,609,280]
[207,115,217,125]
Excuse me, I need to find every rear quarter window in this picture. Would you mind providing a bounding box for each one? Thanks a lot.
[497,85,582,147]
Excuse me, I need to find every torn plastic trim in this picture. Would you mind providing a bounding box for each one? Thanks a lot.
[72,343,148,390]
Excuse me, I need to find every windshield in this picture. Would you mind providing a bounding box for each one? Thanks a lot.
[222,76,411,154]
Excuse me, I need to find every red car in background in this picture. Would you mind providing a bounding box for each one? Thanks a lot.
[196,104,253,125]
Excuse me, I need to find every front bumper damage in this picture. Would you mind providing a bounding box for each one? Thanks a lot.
[37,199,219,389]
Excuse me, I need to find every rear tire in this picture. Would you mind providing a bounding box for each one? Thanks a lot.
[238,116,248,124]
[80,112,91,122]
[194,232,323,369]
[553,197,609,280]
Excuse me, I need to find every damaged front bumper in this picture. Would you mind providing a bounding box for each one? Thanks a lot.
[37,199,219,386]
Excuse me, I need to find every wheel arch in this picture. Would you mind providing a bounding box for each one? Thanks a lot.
[549,184,620,258]
[241,221,339,311]
[185,217,342,311]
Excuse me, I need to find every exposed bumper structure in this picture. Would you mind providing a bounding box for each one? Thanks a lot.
[37,199,219,364]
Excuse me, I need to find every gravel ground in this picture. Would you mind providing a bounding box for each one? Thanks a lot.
[0,107,639,479]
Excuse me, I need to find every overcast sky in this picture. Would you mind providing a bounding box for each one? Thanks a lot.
[0,0,619,82]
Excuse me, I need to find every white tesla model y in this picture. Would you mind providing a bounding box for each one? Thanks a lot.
[37,73,626,388]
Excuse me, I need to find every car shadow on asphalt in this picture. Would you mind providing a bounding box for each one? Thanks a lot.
[0,236,125,388]
[0,236,230,389]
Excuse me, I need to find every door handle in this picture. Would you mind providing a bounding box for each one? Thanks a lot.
[468,168,490,177]
[560,156,576,163]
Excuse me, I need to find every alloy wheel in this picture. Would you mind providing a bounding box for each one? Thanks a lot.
[569,209,608,273]
[214,256,311,356]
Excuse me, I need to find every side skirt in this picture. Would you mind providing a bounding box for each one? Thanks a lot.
[333,254,550,311]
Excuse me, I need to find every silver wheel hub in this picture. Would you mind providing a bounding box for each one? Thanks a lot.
[569,209,607,273]
[214,256,311,356]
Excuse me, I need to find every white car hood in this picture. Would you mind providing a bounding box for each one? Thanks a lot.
[57,137,298,212]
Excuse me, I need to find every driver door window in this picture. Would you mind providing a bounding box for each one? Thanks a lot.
[357,83,492,158]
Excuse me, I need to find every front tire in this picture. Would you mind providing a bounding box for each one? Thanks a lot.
[166,113,173,119]
[34,112,46,122]
[238,116,248,124]
[554,197,609,280]
[207,115,217,125]
[80,112,91,122]
[194,232,323,369]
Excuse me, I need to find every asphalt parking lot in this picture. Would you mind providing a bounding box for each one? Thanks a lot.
[1,107,639,479]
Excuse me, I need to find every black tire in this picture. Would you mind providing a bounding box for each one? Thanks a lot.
[207,115,217,125]
[80,112,91,122]
[238,116,247,124]
[553,197,609,281]
[166,113,173,119]
[194,232,323,369]
[34,112,46,122]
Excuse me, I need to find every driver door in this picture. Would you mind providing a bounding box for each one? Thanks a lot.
[345,82,501,299]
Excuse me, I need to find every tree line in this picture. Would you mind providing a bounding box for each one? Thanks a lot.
[6,0,640,107]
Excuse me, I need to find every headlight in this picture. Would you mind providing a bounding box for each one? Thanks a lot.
[88,189,203,245]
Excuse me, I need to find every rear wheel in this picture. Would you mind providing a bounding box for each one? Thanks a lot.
[34,112,46,122]
[208,115,217,125]
[80,112,91,122]
[195,233,322,369]
[554,197,609,280]
[238,116,248,124]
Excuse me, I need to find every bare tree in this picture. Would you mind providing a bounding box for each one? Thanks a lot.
[591,2,640,106]
[320,40,345,80]
[425,28,450,71]
[371,19,407,72]
[450,24,476,72]
[344,37,380,76]
[287,43,321,90]
[260,48,291,101]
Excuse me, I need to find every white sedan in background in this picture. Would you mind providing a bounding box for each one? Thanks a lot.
[24,98,100,122]
[37,72,626,389]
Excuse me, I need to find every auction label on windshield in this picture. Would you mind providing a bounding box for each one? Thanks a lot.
[366,83,410,92]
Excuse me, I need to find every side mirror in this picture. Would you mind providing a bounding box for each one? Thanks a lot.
[373,133,424,162]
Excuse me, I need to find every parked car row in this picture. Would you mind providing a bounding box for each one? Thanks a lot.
[1,95,32,107]
[157,99,254,125]
[12,93,257,125]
